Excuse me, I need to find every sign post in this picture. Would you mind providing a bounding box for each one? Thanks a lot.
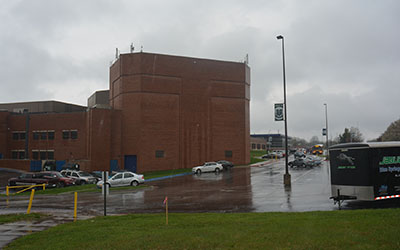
[102,171,109,216]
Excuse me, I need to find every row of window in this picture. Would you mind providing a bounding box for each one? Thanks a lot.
[11,150,55,160]
[251,143,266,150]
[33,131,55,140]
[12,130,78,140]
[10,149,233,160]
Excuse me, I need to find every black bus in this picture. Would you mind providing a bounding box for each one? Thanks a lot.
[329,142,400,201]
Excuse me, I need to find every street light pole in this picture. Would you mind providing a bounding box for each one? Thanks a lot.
[324,103,329,159]
[277,35,291,187]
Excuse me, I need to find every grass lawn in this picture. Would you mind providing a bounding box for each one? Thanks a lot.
[143,168,192,180]
[0,213,47,225]
[6,209,400,249]
[250,150,268,164]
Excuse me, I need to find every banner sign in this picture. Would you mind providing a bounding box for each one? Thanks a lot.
[322,128,327,136]
[274,103,284,121]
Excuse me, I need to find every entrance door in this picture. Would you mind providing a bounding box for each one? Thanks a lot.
[124,155,137,173]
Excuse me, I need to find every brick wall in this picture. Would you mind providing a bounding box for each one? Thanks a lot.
[110,52,250,172]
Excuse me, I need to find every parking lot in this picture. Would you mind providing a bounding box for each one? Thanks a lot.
[2,157,400,216]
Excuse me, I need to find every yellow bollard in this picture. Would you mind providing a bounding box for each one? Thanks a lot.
[6,186,9,196]
[74,192,77,220]
[27,189,35,214]
[43,183,46,191]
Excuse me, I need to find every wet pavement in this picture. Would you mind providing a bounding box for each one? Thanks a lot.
[0,212,93,248]
[1,158,400,247]
[0,158,337,216]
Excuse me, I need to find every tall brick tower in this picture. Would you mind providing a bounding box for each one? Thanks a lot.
[109,52,250,172]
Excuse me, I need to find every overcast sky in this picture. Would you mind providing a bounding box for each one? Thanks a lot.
[1,0,399,141]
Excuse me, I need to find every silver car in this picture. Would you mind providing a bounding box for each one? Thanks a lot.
[60,170,97,185]
[192,162,223,174]
[97,171,144,188]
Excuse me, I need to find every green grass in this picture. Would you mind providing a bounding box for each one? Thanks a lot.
[142,168,192,179]
[250,150,268,157]
[250,150,268,164]
[7,209,400,249]
[0,213,47,225]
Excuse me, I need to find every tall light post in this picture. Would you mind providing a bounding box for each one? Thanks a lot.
[324,103,329,159]
[277,35,291,186]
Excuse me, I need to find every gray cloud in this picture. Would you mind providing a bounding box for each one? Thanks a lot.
[0,0,399,141]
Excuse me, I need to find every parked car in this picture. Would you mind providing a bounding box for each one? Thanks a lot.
[306,155,323,166]
[60,170,97,185]
[288,158,314,168]
[96,171,144,188]
[294,151,306,158]
[8,172,59,188]
[192,162,223,174]
[262,152,281,159]
[90,171,104,182]
[274,150,285,157]
[36,171,76,187]
[217,160,234,169]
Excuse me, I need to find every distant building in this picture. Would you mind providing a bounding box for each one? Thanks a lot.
[250,134,291,151]
[0,52,250,172]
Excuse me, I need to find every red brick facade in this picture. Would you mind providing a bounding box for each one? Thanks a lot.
[0,52,250,173]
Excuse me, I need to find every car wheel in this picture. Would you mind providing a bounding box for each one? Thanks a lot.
[196,169,201,175]
[215,168,220,174]
[57,182,65,188]
[131,180,139,187]
[80,180,86,185]
[301,164,306,168]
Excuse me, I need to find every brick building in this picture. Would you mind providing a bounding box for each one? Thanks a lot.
[0,52,250,173]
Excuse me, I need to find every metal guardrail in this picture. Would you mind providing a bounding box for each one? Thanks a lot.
[6,183,46,196]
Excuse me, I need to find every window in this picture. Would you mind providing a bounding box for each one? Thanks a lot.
[262,144,266,149]
[252,143,256,150]
[257,144,261,150]
[32,150,39,160]
[40,151,48,160]
[62,131,70,139]
[48,131,55,140]
[19,132,26,140]
[12,151,18,159]
[12,132,19,140]
[225,150,233,158]
[113,173,123,179]
[33,132,39,140]
[47,151,54,160]
[155,150,164,158]
[124,173,134,178]
[18,151,25,159]
[39,131,47,140]
[71,130,78,139]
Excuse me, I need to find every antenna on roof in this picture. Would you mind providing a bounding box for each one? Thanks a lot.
[130,43,134,53]
[141,46,143,52]
[115,48,119,59]
[245,54,249,65]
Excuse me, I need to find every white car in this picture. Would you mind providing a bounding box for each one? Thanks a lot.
[97,171,144,188]
[60,170,97,185]
[192,162,223,174]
